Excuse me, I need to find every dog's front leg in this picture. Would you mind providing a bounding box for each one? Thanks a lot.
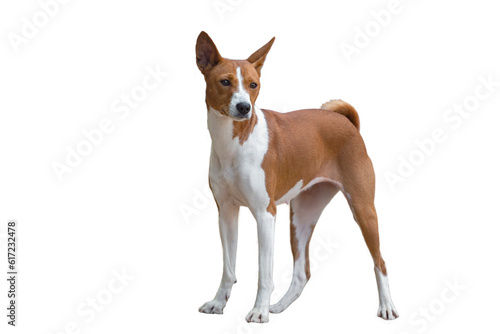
[246,209,276,323]
[199,204,239,314]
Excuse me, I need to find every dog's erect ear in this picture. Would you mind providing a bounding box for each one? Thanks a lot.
[196,31,222,74]
[247,37,275,75]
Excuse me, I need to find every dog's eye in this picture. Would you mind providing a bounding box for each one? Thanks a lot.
[250,82,258,89]
[220,79,231,86]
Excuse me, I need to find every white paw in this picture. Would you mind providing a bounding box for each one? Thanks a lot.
[199,300,225,314]
[377,301,399,320]
[245,307,269,323]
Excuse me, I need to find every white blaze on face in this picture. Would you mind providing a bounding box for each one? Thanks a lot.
[229,66,252,119]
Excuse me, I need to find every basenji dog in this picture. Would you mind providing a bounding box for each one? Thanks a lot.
[195,31,398,323]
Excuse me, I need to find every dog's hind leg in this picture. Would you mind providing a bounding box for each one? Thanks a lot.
[270,182,339,314]
[340,155,399,320]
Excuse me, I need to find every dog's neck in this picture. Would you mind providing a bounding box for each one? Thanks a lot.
[207,105,265,166]
[207,105,259,148]
[207,106,232,140]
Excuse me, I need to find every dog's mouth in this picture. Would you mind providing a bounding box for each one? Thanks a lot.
[231,112,251,121]
[220,106,230,116]
[220,105,252,121]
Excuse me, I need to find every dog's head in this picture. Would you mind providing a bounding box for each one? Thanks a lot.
[196,31,274,121]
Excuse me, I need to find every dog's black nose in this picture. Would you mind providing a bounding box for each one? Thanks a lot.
[236,102,251,115]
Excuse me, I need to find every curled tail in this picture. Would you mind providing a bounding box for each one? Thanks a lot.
[321,99,360,130]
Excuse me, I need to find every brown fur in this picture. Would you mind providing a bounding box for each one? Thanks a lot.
[261,108,360,204]
[260,107,387,275]
[321,99,360,131]
[290,208,299,261]
[304,224,316,280]
[196,32,272,145]
[233,110,258,144]
[197,31,388,279]
[289,204,316,280]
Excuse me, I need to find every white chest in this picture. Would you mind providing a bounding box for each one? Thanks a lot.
[207,107,270,209]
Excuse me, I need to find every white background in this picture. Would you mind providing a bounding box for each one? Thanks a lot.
[1,0,499,333]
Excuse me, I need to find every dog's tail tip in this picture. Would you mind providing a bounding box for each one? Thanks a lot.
[321,99,360,131]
